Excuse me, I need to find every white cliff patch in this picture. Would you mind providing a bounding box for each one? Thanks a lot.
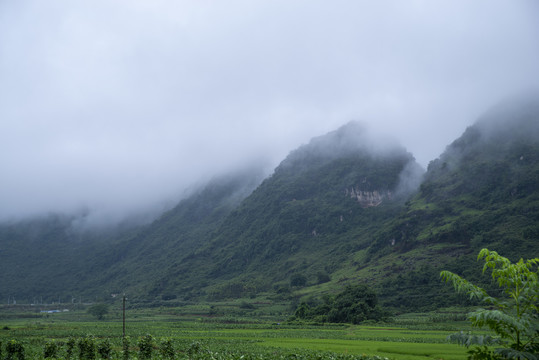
[345,187,392,208]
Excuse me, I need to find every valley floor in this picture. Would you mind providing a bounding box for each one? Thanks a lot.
[0,305,474,360]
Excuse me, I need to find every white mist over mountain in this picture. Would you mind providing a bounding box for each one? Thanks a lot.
[1,0,538,224]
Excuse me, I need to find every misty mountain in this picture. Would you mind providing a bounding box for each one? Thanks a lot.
[0,166,266,303]
[83,165,268,298]
[1,99,538,312]
[148,122,422,299]
[399,96,539,256]
[0,213,116,302]
[369,97,539,308]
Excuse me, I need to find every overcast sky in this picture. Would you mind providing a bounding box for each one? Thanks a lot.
[1,0,538,224]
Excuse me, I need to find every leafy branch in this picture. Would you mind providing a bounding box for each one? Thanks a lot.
[441,249,539,359]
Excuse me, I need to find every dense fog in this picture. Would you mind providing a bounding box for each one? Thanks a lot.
[1,1,538,225]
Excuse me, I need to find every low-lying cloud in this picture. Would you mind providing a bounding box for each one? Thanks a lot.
[1,0,538,224]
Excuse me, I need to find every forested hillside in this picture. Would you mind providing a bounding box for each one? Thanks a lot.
[1,99,538,312]
[152,122,423,301]
[370,98,539,309]
[0,167,265,304]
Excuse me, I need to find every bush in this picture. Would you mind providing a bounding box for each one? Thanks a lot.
[138,334,154,359]
[5,339,25,360]
[121,336,130,360]
[159,337,175,359]
[97,339,112,359]
[187,341,205,356]
[66,337,76,359]
[43,340,59,359]
[77,336,96,360]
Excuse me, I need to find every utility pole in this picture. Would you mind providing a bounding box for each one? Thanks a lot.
[122,294,126,338]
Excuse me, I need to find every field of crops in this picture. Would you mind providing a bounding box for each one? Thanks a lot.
[0,305,471,360]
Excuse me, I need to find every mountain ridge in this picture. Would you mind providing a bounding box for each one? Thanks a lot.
[1,99,538,312]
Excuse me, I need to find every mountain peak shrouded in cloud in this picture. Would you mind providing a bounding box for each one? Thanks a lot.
[423,94,539,194]
[474,92,539,141]
[431,94,539,163]
[278,121,412,173]
[272,121,424,201]
[1,1,538,223]
[292,121,404,158]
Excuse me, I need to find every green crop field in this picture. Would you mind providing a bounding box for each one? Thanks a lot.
[0,304,473,360]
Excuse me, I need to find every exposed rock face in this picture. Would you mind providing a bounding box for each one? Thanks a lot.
[345,187,391,207]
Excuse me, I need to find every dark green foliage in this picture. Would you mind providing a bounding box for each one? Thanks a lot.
[66,337,76,359]
[295,284,384,324]
[466,346,504,360]
[290,274,308,287]
[121,336,130,360]
[5,339,25,360]
[87,303,109,320]
[208,281,260,300]
[159,337,175,359]
[77,336,96,360]
[138,334,154,360]
[96,339,112,360]
[187,341,205,357]
[43,340,59,359]
[239,301,255,309]
[316,272,331,284]
[442,249,539,359]
[328,285,382,324]
[378,262,478,311]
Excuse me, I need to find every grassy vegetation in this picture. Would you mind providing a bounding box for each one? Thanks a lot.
[0,303,474,360]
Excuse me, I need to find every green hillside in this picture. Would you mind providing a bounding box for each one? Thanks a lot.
[0,99,538,313]
[158,122,423,301]
[0,214,101,303]
[366,98,539,309]
[0,167,265,304]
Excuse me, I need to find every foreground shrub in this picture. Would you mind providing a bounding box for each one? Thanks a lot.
[441,248,539,359]
[77,336,96,360]
[187,341,205,357]
[138,334,154,359]
[43,340,59,359]
[5,339,25,360]
[97,338,112,359]
[66,337,76,359]
[121,336,130,360]
[159,337,175,359]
